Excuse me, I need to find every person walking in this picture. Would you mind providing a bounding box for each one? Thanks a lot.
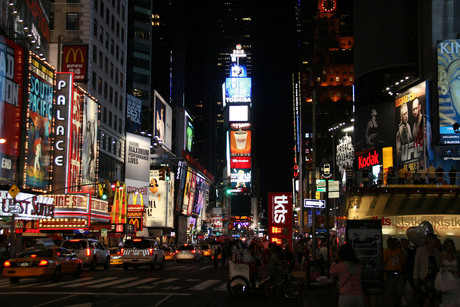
[439,238,460,306]
[419,166,427,184]
[413,233,441,307]
[383,237,407,307]
[436,165,445,185]
[329,243,364,307]
[428,163,437,185]
[448,165,457,186]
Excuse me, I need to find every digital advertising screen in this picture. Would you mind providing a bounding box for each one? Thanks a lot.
[186,120,194,152]
[230,168,251,193]
[438,39,460,144]
[126,94,142,133]
[81,96,98,193]
[229,105,249,122]
[146,169,168,227]
[153,90,172,150]
[268,192,292,247]
[24,55,54,190]
[67,86,83,192]
[230,64,247,77]
[230,156,251,169]
[225,77,252,103]
[230,130,251,155]
[0,35,23,186]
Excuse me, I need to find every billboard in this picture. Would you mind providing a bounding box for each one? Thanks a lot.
[126,94,142,133]
[24,55,54,190]
[153,90,172,150]
[81,96,98,193]
[62,45,88,82]
[125,132,150,182]
[438,39,460,144]
[394,81,432,170]
[186,120,194,152]
[230,130,251,155]
[0,35,23,186]
[52,73,74,193]
[230,156,251,169]
[67,86,84,192]
[225,77,252,104]
[229,105,249,122]
[268,192,292,248]
[146,169,173,228]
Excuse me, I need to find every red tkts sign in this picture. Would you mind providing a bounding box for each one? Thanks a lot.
[268,192,292,248]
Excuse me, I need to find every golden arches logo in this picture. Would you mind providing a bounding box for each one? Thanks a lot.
[65,47,85,63]
[129,218,141,230]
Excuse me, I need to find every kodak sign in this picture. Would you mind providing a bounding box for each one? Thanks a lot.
[358,150,380,169]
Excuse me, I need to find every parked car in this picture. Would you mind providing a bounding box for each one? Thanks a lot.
[2,246,83,283]
[60,239,110,270]
[175,244,201,262]
[109,247,122,267]
[199,244,212,257]
[121,238,164,270]
[163,247,176,261]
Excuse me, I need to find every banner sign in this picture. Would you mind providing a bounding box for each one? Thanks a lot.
[268,192,292,248]
[0,190,54,219]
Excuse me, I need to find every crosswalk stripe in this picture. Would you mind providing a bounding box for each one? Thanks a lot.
[165,265,187,270]
[88,277,137,288]
[40,277,93,287]
[113,277,159,288]
[213,282,228,291]
[189,280,220,290]
[11,280,48,288]
[138,277,179,289]
[62,277,117,288]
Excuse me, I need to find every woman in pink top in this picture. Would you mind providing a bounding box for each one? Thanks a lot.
[329,243,364,307]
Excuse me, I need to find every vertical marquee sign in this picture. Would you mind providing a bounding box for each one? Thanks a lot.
[268,192,293,248]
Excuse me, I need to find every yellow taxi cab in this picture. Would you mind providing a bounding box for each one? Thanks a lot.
[109,247,123,266]
[163,247,176,261]
[200,244,213,257]
[2,246,83,283]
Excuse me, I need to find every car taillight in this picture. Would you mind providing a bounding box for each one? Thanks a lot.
[191,250,196,254]
[149,248,153,256]
[121,248,124,254]
[38,260,48,266]
[3,261,11,267]
[86,248,91,257]
[175,250,180,253]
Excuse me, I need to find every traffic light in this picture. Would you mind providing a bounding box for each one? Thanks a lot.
[101,191,108,200]
[158,168,165,181]
[165,168,170,181]
[226,187,232,194]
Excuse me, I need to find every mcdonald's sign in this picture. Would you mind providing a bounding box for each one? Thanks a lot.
[62,45,88,82]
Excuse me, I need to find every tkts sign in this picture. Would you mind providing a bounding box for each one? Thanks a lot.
[268,192,292,248]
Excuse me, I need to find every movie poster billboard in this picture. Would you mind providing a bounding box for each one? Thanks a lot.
[180,167,196,216]
[354,102,394,152]
[438,39,460,144]
[81,96,98,193]
[146,169,168,227]
[192,177,209,216]
[126,94,142,133]
[268,192,292,248]
[62,45,88,82]
[153,90,172,150]
[67,86,84,192]
[0,35,23,186]
[345,219,384,295]
[52,73,74,193]
[24,55,54,190]
[394,81,432,170]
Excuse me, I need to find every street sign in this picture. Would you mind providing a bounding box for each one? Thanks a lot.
[328,180,339,192]
[304,199,326,209]
[316,179,326,192]
[8,184,20,198]
[328,191,340,198]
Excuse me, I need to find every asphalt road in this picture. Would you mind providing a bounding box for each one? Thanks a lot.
[0,258,307,307]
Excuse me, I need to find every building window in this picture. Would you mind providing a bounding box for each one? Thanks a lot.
[92,71,97,89]
[92,45,97,63]
[110,87,113,102]
[119,95,123,111]
[121,5,125,20]
[98,51,103,67]
[93,19,97,36]
[121,28,124,43]
[66,13,79,30]
[117,22,119,37]
[335,76,340,82]
[106,8,110,24]
[94,0,98,11]
[115,92,118,108]
[109,111,112,127]
[67,0,80,4]
[98,77,102,94]
[110,62,113,79]
[119,118,122,134]
[120,50,124,65]
[103,107,107,124]
[105,33,109,49]
[110,39,114,55]
[104,82,108,98]
[104,56,108,73]
[100,1,104,18]
[116,44,119,61]
[99,26,103,43]
[111,15,115,31]
[114,115,117,131]
[50,12,54,30]
[115,68,119,84]
[119,73,123,88]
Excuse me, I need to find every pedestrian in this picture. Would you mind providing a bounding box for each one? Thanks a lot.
[413,168,421,184]
[436,165,445,185]
[440,238,460,306]
[406,167,413,184]
[383,237,406,306]
[413,233,441,307]
[295,240,305,266]
[329,243,364,307]
[419,166,427,184]
[398,165,406,185]
[448,165,457,186]
[427,163,437,184]
[400,237,416,306]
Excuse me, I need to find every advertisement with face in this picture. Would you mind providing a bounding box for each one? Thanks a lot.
[24,56,54,190]
[146,169,167,227]
[68,86,83,192]
[153,90,172,150]
[81,96,98,193]
[438,39,460,144]
[230,168,251,193]
[394,81,431,170]
[0,35,23,186]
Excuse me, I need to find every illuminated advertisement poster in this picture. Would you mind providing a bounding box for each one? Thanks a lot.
[175,162,187,212]
[0,190,54,219]
[146,169,168,227]
[153,90,172,150]
[167,171,175,228]
[230,168,251,193]
[231,64,247,77]
[230,156,251,169]
[0,35,23,186]
[62,45,88,82]
[52,73,73,193]
[81,96,98,193]
[186,120,194,152]
[230,130,251,155]
[192,177,205,216]
[186,171,197,216]
[68,86,83,192]
[394,81,432,169]
[24,55,54,190]
[180,167,195,216]
[268,192,292,247]
[126,94,142,133]
[229,105,249,122]
[438,39,460,144]
[336,134,354,174]
[225,77,252,104]
[354,103,394,152]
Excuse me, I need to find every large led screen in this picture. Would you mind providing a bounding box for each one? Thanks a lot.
[0,35,23,186]
[394,81,433,170]
[438,39,460,144]
[229,105,249,122]
[153,90,172,150]
[225,77,252,103]
[24,55,54,190]
[126,94,142,133]
[230,130,251,155]
[146,169,169,228]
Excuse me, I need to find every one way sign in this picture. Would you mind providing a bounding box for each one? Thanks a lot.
[304,199,326,209]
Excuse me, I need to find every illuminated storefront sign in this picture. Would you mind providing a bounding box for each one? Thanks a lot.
[62,45,88,81]
[0,191,54,219]
[225,77,252,103]
[357,150,380,169]
[268,192,292,247]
